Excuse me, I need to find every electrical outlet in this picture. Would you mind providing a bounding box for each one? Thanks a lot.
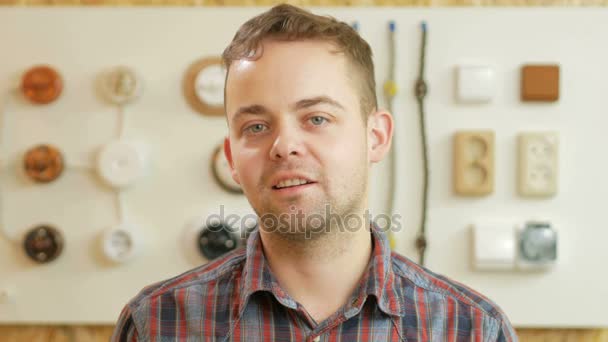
[518,132,559,197]
[453,131,495,196]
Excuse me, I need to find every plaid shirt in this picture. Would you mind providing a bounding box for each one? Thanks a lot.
[112,224,517,342]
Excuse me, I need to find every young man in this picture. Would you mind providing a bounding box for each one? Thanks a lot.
[112,4,517,341]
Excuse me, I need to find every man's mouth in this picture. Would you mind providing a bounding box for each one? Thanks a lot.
[272,178,316,190]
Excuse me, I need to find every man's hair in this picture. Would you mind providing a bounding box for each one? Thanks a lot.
[222,4,377,118]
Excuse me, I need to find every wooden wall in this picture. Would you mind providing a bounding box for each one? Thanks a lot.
[0,325,607,341]
[1,0,607,341]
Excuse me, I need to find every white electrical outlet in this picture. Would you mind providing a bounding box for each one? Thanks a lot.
[518,132,559,197]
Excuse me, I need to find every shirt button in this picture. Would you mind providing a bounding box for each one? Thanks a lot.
[312,337,321,342]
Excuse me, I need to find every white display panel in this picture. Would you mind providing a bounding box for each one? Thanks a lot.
[0,7,607,328]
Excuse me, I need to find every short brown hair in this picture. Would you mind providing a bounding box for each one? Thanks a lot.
[222,4,377,117]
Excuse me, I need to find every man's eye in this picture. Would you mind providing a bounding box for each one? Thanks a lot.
[245,123,267,134]
[310,116,327,125]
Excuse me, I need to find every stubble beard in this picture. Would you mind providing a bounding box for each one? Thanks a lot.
[252,169,368,244]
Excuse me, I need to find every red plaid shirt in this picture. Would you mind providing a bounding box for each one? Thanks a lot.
[112,224,517,341]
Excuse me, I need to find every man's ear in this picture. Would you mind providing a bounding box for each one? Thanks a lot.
[223,137,241,185]
[367,110,394,163]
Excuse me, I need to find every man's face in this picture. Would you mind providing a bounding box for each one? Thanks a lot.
[224,39,374,237]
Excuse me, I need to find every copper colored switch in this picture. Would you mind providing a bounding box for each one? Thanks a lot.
[23,144,64,183]
[23,225,64,264]
[21,65,63,104]
[521,65,560,102]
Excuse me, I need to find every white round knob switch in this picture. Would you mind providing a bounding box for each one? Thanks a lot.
[97,141,145,189]
[194,64,225,107]
[100,223,140,264]
[99,66,143,105]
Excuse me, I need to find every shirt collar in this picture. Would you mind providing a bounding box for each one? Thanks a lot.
[238,222,405,318]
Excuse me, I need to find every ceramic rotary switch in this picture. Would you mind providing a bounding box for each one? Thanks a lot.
[23,144,65,183]
[183,56,226,116]
[100,223,140,264]
[23,225,64,264]
[96,141,146,189]
[184,210,257,262]
[197,218,240,260]
[21,65,63,105]
[98,66,143,105]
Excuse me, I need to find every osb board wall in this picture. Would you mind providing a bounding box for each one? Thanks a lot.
[0,326,607,342]
[0,0,608,5]
[0,2,607,342]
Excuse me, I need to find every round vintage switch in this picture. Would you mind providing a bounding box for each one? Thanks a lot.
[99,66,143,105]
[211,144,242,193]
[100,223,140,264]
[97,141,145,189]
[23,225,64,264]
[182,208,257,263]
[197,220,239,260]
[21,65,63,104]
[183,56,226,116]
[23,144,64,183]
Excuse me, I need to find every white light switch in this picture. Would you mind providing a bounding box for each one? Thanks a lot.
[456,65,495,103]
[97,141,147,189]
[518,132,559,197]
[472,221,516,271]
[100,223,141,264]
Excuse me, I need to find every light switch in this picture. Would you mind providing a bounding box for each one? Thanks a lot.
[100,223,141,264]
[456,65,495,103]
[96,141,146,189]
[472,221,516,271]
[521,64,560,102]
[98,66,143,105]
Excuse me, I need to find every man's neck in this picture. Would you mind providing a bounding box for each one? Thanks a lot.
[258,213,373,324]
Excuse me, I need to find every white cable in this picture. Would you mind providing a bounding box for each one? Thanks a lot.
[115,190,127,224]
[66,161,94,172]
[0,180,18,242]
[117,105,126,140]
[391,23,406,250]
[384,21,405,250]
[0,91,19,242]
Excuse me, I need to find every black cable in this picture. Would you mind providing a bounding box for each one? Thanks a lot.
[414,22,430,266]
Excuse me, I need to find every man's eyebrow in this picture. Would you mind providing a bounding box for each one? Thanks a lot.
[231,96,345,124]
[292,96,346,112]
[232,104,270,124]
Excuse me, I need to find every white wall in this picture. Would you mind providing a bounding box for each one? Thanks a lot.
[0,7,606,327]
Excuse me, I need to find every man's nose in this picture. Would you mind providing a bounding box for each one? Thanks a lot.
[269,124,304,160]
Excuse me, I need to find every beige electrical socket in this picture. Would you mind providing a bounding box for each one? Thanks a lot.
[518,132,559,197]
[453,131,495,196]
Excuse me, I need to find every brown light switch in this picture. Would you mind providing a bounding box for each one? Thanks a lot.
[21,65,63,105]
[23,144,65,183]
[521,64,560,102]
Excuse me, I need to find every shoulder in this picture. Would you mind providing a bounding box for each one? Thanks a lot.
[127,248,245,313]
[390,252,507,319]
[111,248,247,341]
[391,252,518,342]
